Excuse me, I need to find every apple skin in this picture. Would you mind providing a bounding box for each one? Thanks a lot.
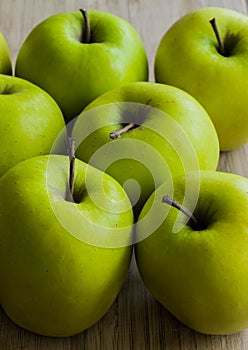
[15,9,148,123]
[154,7,248,151]
[0,155,133,337]
[135,170,248,335]
[0,32,12,74]
[0,74,65,178]
[72,81,219,218]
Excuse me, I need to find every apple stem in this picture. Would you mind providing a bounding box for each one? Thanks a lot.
[68,137,76,200]
[80,9,91,44]
[209,18,225,56]
[110,123,136,139]
[162,195,198,225]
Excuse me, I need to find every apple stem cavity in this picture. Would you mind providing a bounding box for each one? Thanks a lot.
[80,9,91,44]
[0,84,14,94]
[67,137,76,201]
[209,18,225,56]
[162,195,199,228]
[110,123,136,139]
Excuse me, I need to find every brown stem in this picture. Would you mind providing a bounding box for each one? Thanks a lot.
[80,9,91,43]
[68,137,76,201]
[162,195,198,225]
[110,123,136,139]
[209,18,225,56]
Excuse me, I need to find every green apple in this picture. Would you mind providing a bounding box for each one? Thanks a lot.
[154,7,248,151]
[0,154,133,336]
[0,31,12,74]
[72,81,219,218]
[15,9,148,123]
[135,170,248,335]
[0,74,65,178]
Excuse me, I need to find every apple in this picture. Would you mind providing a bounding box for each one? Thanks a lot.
[135,170,248,335]
[0,153,133,336]
[15,9,149,123]
[154,7,248,151]
[0,31,12,74]
[0,74,65,178]
[71,81,219,218]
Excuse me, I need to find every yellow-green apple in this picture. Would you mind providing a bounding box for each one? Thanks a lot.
[72,81,219,218]
[154,7,248,151]
[135,170,248,335]
[0,154,133,336]
[0,74,65,178]
[15,9,148,123]
[0,31,12,74]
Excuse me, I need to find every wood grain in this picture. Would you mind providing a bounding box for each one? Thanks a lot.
[0,0,248,349]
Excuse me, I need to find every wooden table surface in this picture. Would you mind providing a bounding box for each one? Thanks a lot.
[1,0,248,349]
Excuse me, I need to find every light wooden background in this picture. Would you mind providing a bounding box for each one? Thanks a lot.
[1,0,248,349]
